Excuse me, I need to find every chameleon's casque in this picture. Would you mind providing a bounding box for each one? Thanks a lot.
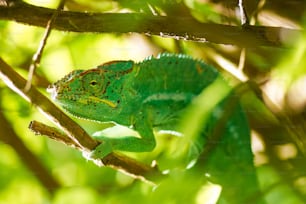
[48,53,263,203]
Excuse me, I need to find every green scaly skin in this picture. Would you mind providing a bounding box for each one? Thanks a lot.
[48,53,264,203]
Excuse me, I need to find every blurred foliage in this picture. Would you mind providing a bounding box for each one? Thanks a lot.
[0,0,306,204]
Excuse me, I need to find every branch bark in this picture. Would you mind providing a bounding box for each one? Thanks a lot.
[0,1,301,47]
[0,57,161,182]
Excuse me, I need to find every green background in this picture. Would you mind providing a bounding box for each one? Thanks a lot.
[0,0,306,203]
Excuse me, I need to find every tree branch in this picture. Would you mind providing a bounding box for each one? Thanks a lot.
[0,57,161,182]
[0,1,301,47]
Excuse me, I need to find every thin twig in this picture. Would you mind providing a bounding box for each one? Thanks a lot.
[29,120,82,149]
[24,0,66,91]
[238,48,246,71]
[238,0,249,26]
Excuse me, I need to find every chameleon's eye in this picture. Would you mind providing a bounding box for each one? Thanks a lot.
[90,80,98,86]
[82,71,106,94]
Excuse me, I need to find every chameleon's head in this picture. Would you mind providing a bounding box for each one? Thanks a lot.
[47,69,120,122]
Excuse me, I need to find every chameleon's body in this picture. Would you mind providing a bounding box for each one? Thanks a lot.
[49,53,263,203]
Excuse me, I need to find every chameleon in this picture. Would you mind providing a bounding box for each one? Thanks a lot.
[48,53,264,203]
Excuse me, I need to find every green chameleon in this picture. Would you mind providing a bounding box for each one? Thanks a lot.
[48,53,264,203]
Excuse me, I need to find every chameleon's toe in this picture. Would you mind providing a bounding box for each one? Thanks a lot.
[90,139,113,159]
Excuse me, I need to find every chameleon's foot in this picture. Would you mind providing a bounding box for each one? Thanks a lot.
[91,138,113,159]
[82,137,113,163]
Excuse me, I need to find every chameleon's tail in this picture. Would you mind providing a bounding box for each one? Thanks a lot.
[191,95,266,204]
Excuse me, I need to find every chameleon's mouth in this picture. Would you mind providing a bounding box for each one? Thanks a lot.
[46,85,59,100]
[47,85,79,101]
[47,69,84,100]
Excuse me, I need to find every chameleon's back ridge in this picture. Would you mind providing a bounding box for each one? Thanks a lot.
[49,53,264,204]
[133,53,219,100]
